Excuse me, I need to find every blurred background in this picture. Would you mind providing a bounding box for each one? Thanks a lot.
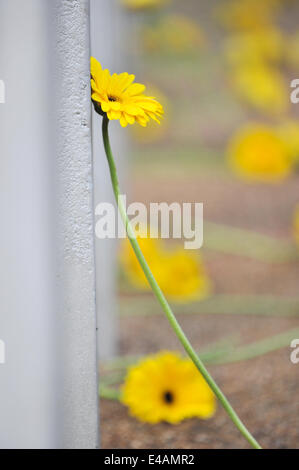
[97,0,299,449]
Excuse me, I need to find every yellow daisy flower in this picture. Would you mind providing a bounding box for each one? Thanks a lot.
[228,124,293,183]
[120,236,211,303]
[121,0,170,11]
[121,352,216,424]
[157,250,211,303]
[91,57,164,127]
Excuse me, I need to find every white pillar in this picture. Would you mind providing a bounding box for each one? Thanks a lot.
[54,0,98,449]
[0,0,98,449]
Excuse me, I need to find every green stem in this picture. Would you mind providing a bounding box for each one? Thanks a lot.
[99,385,121,401]
[209,327,299,365]
[101,115,262,450]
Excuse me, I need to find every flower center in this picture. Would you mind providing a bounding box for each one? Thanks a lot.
[108,95,118,102]
[163,391,174,405]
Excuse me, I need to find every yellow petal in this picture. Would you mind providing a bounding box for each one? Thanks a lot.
[147,111,161,123]
[124,104,141,115]
[90,57,102,78]
[111,101,121,111]
[124,114,135,125]
[118,72,136,92]
[101,101,111,112]
[136,116,148,127]
[108,110,121,120]
[140,100,160,112]
[91,92,102,103]
[126,83,146,96]
[120,115,128,127]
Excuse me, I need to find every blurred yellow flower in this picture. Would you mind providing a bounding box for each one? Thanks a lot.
[228,124,293,182]
[215,0,280,32]
[121,351,216,424]
[130,84,170,144]
[120,236,161,289]
[293,205,299,247]
[91,57,164,127]
[277,121,299,163]
[224,29,285,67]
[143,15,205,55]
[121,0,170,10]
[231,64,288,115]
[120,236,211,303]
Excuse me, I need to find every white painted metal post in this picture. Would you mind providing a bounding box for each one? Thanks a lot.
[54,0,99,449]
[0,0,98,449]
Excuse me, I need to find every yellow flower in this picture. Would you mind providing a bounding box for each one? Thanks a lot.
[231,64,288,115]
[121,0,170,10]
[120,236,211,303]
[228,124,293,183]
[91,57,164,127]
[121,352,216,424]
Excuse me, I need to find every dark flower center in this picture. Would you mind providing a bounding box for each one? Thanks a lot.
[108,95,117,102]
[163,391,174,404]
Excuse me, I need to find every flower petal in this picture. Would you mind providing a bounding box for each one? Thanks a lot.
[101,101,111,112]
[90,57,102,78]
[124,113,136,125]
[120,115,129,127]
[108,110,122,120]
[126,83,146,96]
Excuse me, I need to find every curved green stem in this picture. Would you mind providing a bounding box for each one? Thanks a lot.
[101,115,261,450]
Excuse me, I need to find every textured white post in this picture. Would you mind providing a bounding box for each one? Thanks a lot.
[54,0,99,449]
[0,0,98,449]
